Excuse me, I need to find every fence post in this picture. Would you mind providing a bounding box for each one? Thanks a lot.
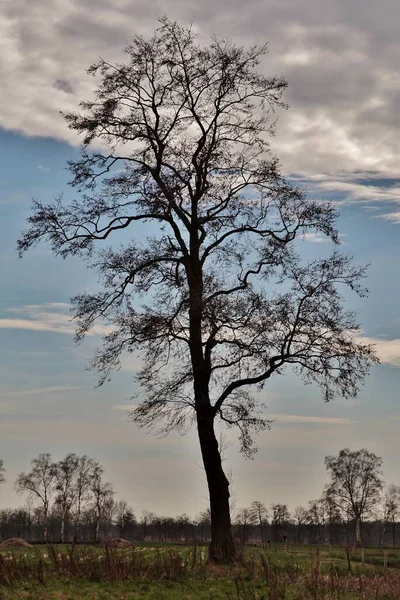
[361,547,365,565]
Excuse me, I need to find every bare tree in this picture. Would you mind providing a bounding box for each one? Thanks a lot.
[249,500,268,544]
[18,18,377,562]
[235,507,253,544]
[196,507,211,542]
[14,453,56,542]
[325,448,383,545]
[381,485,400,547]
[74,455,98,540]
[271,503,291,542]
[89,464,114,543]
[0,461,5,488]
[307,499,325,544]
[321,489,343,546]
[114,500,135,538]
[54,453,79,543]
[293,506,308,544]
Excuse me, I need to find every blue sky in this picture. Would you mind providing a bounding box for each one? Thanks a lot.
[1,0,400,519]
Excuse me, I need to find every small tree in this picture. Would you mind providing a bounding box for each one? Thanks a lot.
[381,485,400,547]
[249,500,268,544]
[271,504,291,542]
[114,500,135,538]
[235,507,253,544]
[74,455,98,540]
[307,499,325,544]
[196,507,211,542]
[14,453,56,542]
[18,18,377,563]
[293,506,308,544]
[325,448,383,545]
[321,489,343,546]
[54,453,79,543]
[89,464,114,543]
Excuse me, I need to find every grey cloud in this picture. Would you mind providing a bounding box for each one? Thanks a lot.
[53,79,74,94]
[1,0,399,203]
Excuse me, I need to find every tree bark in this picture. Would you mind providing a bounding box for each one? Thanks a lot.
[355,517,362,546]
[60,514,65,544]
[94,517,100,544]
[197,407,236,563]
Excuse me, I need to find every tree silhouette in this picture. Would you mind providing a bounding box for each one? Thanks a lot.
[18,18,377,562]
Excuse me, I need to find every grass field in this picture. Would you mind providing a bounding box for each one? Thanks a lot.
[1,542,400,599]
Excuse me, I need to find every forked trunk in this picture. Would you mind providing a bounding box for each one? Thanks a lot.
[197,408,236,563]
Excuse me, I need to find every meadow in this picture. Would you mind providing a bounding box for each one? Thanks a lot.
[1,542,400,599]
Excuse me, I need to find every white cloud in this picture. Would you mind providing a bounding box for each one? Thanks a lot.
[0,303,109,336]
[380,211,400,224]
[37,164,50,172]
[361,337,400,366]
[0,386,83,397]
[301,232,330,243]
[266,414,350,425]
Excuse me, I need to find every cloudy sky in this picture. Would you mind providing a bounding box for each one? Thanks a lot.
[1,0,400,519]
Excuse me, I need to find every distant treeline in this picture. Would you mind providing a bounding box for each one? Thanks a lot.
[0,452,399,546]
[0,503,399,547]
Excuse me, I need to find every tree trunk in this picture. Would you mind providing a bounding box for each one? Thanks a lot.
[380,522,387,547]
[43,503,49,543]
[259,520,264,545]
[94,515,100,543]
[60,513,65,543]
[355,517,362,545]
[197,408,236,563]
[75,498,81,540]
[43,521,48,543]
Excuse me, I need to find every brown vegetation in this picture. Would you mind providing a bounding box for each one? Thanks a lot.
[0,538,32,548]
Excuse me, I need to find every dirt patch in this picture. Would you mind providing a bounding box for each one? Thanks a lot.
[0,538,32,548]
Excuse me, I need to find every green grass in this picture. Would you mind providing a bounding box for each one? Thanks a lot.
[1,543,400,599]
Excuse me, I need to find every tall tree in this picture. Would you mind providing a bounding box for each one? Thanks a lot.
[18,18,377,562]
[54,453,79,543]
[325,448,383,545]
[14,453,56,542]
